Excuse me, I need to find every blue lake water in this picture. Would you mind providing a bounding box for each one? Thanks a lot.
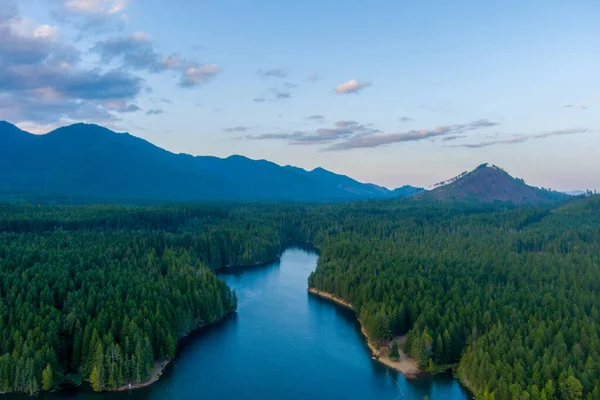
[20,247,470,400]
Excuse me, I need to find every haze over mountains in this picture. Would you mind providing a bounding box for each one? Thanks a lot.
[0,121,422,202]
[0,121,571,204]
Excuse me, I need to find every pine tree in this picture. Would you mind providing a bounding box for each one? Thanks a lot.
[90,366,103,392]
[389,341,400,360]
[41,364,53,391]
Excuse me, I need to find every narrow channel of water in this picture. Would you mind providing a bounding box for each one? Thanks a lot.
[14,247,469,400]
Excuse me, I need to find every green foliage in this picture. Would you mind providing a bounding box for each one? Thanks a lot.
[306,203,600,400]
[389,342,400,360]
[1,199,599,399]
[41,364,53,391]
[0,205,248,393]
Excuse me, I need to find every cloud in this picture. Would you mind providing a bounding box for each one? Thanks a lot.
[282,82,298,89]
[306,115,325,121]
[180,64,222,88]
[92,33,162,71]
[0,15,142,126]
[534,127,590,138]
[454,127,590,148]
[307,72,321,82]
[145,108,163,115]
[243,120,380,145]
[275,91,292,99]
[324,119,498,151]
[245,132,305,141]
[254,85,295,102]
[0,91,121,127]
[223,126,251,133]
[455,137,528,148]
[562,104,587,110]
[33,24,59,39]
[441,135,466,141]
[103,100,140,113]
[65,0,128,15]
[399,116,414,123]
[335,120,358,127]
[56,69,142,100]
[335,79,371,94]
[92,34,221,88]
[258,68,288,78]
[54,0,129,32]
[0,1,17,23]
[160,98,173,104]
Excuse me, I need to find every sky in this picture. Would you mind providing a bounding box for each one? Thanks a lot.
[1,0,599,191]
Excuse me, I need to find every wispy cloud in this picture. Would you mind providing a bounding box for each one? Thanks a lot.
[243,120,379,145]
[454,128,590,148]
[324,119,498,151]
[442,135,466,141]
[455,136,528,148]
[399,116,414,123]
[306,115,325,121]
[257,68,288,78]
[254,85,295,102]
[275,91,292,99]
[92,34,221,88]
[65,0,128,15]
[54,0,129,32]
[307,72,321,82]
[145,108,163,115]
[103,100,140,113]
[180,64,221,88]
[562,104,587,110]
[335,79,371,94]
[534,127,590,138]
[223,126,251,133]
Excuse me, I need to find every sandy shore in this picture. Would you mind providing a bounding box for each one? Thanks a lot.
[111,360,169,391]
[308,287,420,378]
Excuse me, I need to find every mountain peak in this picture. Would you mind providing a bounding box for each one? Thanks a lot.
[419,164,566,204]
[0,120,418,202]
[0,121,26,134]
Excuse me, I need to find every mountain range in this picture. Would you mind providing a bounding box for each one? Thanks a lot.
[0,121,422,203]
[0,121,571,205]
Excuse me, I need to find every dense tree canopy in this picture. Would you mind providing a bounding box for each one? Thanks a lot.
[1,197,599,399]
[307,200,600,400]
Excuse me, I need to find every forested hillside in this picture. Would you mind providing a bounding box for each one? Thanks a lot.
[308,199,600,400]
[1,199,599,398]
[0,204,286,393]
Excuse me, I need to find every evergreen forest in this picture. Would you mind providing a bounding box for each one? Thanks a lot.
[0,197,599,399]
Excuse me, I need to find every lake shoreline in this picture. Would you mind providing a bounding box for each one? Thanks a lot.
[307,287,421,378]
[109,360,169,392]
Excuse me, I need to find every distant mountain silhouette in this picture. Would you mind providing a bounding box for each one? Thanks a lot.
[0,121,422,202]
[417,163,567,204]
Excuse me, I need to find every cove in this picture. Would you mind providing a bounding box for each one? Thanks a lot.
[9,248,470,400]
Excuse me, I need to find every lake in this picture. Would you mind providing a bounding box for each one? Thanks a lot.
[14,247,470,400]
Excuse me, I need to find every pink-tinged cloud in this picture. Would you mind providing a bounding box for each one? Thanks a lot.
[335,79,371,94]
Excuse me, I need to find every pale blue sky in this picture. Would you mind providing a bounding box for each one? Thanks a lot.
[3,0,599,191]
